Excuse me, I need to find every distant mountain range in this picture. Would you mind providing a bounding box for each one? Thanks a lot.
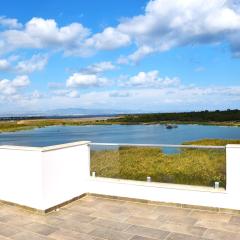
[0,108,134,118]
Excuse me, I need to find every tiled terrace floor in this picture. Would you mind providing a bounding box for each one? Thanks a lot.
[1,196,240,240]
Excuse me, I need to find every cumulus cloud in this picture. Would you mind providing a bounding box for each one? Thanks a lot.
[0,75,30,96]
[0,16,22,29]
[1,2,240,60]
[123,70,180,88]
[0,54,48,74]
[64,61,115,90]
[115,0,240,62]
[66,73,108,88]
[83,27,131,52]
[15,54,48,74]
[0,17,90,54]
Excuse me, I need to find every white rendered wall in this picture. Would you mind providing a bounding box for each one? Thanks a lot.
[0,146,43,209]
[1,142,240,211]
[0,141,90,210]
[41,143,90,209]
[226,144,240,195]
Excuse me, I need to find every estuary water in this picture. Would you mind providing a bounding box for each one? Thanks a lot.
[0,124,240,147]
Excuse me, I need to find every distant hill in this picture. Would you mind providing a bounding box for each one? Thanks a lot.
[42,108,127,116]
[0,108,129,118]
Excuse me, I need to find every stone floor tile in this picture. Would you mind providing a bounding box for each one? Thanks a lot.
[123,202,158,215]
[229,215,240,225]
[32,216,64,227]
[0,223,19,237]
[91,218,131,231]
[89,226,133,240]
[11,231,54,240]
[64,212,96,223]
[90,209,130,222]
[195,219,240,233]
[158,215,198,225]
[63,204,95,215]
[130,236,158,240]
[0,237,11,240]
[155,206,191,217]
[76,199,102,209]
[190,210,231,223]
[1,196,240,240]
[23,222,58,236]
[125,216,161,228]
[0,214,34,226]
[58,219,97,234]
[166,232,207,240]
[203,229,240,240]
[157,222,207,237]
[49,228,101,240]
[125,225,170,239]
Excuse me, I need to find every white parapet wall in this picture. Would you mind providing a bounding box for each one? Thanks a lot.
[88,144,240,211]
[0,141,90,211]
[1,142,240,211]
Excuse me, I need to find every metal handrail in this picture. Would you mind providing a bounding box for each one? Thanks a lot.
[90,143,226,149]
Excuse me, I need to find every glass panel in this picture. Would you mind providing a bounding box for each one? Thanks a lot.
[90,144,226,188]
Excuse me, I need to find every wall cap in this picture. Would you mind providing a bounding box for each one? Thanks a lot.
[0,141,91,152]
[226,144,240,148]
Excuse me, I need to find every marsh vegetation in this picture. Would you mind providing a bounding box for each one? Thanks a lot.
[91,139,240,188]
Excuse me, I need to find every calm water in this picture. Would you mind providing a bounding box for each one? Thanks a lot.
[0,124,239,147]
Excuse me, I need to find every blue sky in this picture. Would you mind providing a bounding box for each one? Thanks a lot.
[0,0,240,114]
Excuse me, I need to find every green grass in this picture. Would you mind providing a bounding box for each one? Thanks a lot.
[91,139,240,188]
[0,119,110,133]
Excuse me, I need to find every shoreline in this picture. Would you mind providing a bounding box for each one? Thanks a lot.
[0,117,240,133]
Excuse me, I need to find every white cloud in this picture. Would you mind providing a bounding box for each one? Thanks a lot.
[109,91,131,98]
[123,70,180,88]
[12,75,30,87]
[0,17,90,54]
[115,0,240,62]
[1,82,240,112]
[15,54,48,74]
[0,16,22,29]
[65,61,114,90]
[0,54,48,74]
[30,90,42,99]
[0,59,10,71]
[117,46,154,64]
[81,61,115,74]
[52,89,79,98]
[1,2,240,59]
[128,46,154,63]
[83,27,131,52]
[0,75,30,96]
[66,73,108,88]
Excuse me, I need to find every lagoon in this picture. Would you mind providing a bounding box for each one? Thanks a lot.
[0,124,240,147]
